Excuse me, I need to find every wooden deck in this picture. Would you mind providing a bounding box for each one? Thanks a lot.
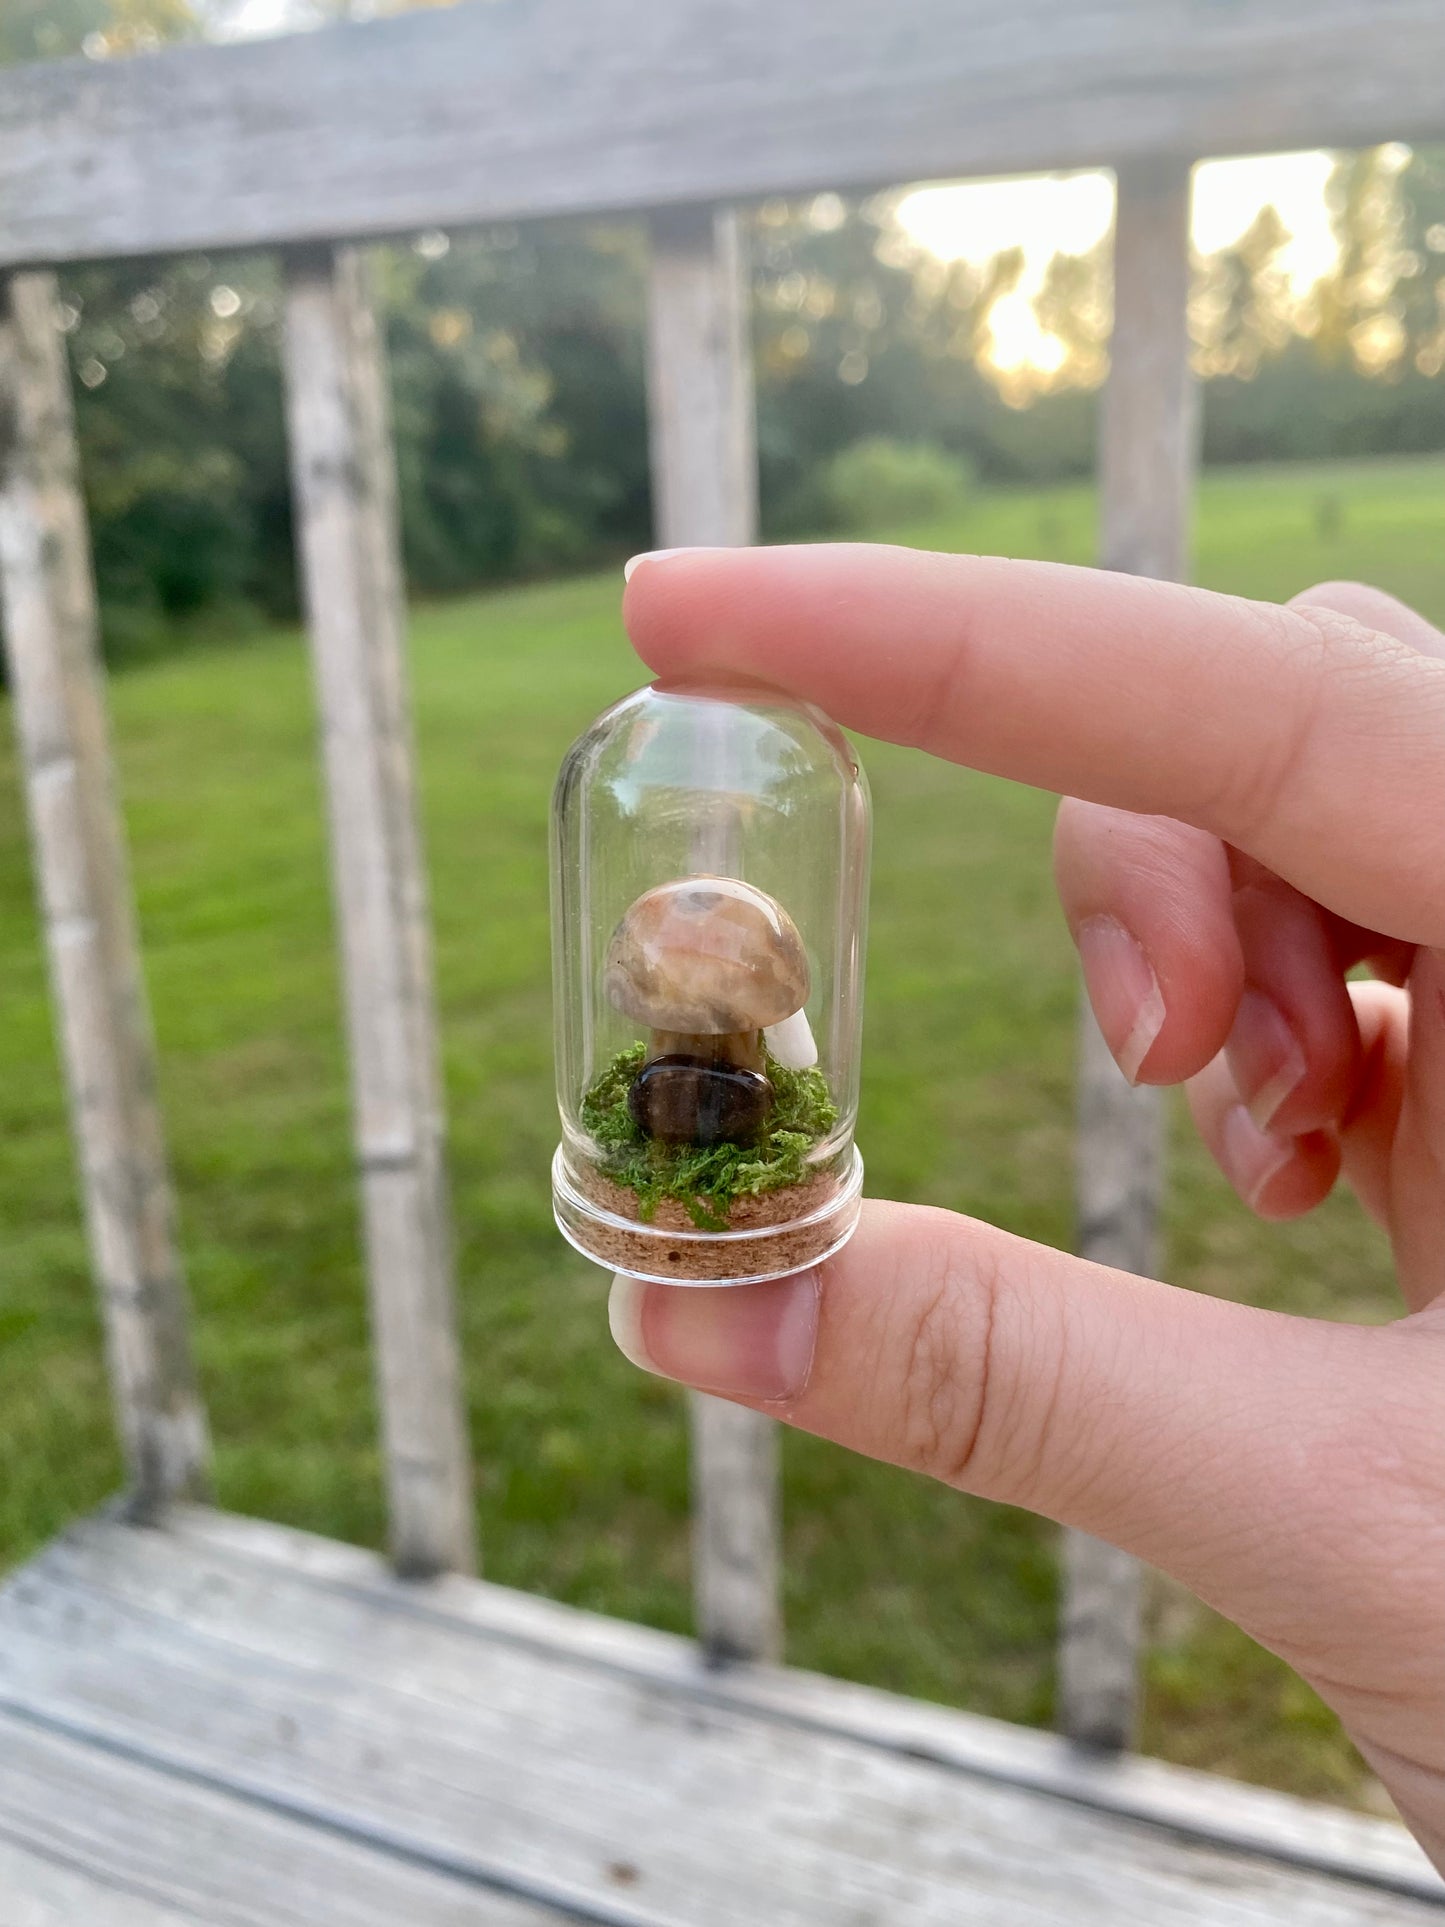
[0,1507,1438,1925]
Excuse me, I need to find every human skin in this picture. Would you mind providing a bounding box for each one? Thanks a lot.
[607,545,1445,1868]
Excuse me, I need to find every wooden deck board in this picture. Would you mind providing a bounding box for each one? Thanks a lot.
[0,1509,1438,1925]
[0,1708,559,1925]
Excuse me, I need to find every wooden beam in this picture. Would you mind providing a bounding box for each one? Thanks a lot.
[1096,162,1198,584]
[646,207,758,551]
[1060,159,1195,1752]
[5,0,1445,269]
[645,205,779,1665]
[281,244,474,1580]
[0,270,209,1510]
[688,1388,782,1666]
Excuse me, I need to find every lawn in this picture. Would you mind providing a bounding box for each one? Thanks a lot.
[2,453,1439,1809]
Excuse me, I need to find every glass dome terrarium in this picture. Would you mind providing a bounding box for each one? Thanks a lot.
[551,680,870,1286]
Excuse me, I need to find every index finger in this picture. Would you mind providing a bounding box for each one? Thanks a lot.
[623,545,1445,944]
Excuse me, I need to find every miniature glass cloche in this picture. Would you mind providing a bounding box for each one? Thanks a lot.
[550,680,870,1286]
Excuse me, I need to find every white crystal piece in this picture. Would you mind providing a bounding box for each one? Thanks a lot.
[764,1007,818,1070]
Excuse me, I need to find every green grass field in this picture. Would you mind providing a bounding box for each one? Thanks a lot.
[3,454,1440,1808]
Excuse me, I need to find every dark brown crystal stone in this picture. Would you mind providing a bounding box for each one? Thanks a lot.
[627,1055,771,1146]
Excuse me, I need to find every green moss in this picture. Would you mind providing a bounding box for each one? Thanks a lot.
[580,1042,839,1231]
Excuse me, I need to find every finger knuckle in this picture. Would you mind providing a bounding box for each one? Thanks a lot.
[893,1230,1001,1487]
[1214,603,1429,853]
[984,1289,1079,1510]
[1209,603,1338,845]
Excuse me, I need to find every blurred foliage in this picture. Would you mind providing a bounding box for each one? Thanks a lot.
[7,7,1445,655]
[818,436,975,532]
[62,257,287,650]
[0,0,196,58]
[1195,205,1295,379]
[380,225,650,589]
[0,0,104,58]
[752,194,1034,530]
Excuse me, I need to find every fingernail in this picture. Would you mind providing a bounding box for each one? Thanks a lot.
[1220,1104,1295,1210]
[623,547,699,583]
[608,1270,820,1401]
[1227,987,1307,1132]
[1075,915,1166,1084]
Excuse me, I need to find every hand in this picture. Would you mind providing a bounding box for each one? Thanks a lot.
[610,545,1445,1866]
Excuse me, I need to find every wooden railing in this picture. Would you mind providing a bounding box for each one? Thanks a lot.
[1,0,1441,1750]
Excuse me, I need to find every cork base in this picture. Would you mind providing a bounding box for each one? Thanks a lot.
[552,1144,863,1286]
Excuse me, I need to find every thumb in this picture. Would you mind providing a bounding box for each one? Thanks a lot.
[608,1200,1406,1643]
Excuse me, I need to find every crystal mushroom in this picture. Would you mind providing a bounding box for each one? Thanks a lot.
[603,877,815,1144]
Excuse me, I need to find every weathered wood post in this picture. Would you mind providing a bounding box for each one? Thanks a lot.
[645,205,781,1664]
[282,244,474,1579]
[0,270,210,1512]
[1061,160,1197,1750]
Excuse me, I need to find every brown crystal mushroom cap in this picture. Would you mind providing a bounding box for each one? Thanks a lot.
[604,877,810,1035]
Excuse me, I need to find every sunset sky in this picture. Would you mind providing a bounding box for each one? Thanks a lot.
[896,153,1341,375]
